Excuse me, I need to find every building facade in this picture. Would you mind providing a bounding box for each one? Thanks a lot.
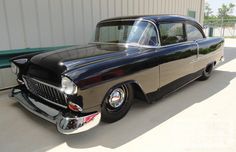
[0,0,204,89]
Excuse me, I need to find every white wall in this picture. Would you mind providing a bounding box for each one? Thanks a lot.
[0,0,203,51]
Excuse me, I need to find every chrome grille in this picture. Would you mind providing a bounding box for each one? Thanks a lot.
[23,76,67,108]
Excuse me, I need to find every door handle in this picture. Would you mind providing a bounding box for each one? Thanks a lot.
[194,40,199,58]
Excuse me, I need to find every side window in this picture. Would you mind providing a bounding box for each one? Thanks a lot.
[139,23,158,46]
[159,23,185,46]
[97,24,133,43]
[186,24,204,41]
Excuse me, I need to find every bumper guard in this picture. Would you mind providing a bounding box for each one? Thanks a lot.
[10,87,101,134]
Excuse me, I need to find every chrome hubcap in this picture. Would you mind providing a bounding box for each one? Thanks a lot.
[108,88,125,108]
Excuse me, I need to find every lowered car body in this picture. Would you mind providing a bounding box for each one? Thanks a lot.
[10,15,224,134]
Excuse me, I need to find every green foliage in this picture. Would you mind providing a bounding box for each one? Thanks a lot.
[218,3,235,18]
[204,3,236,28]
[204,2,213,18]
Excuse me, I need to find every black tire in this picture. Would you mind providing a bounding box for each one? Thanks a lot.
[101,84,133,123]
[198,63,214,81]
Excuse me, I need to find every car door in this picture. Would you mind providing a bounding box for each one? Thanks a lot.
[185,22,208,73]
[158,22,198,90]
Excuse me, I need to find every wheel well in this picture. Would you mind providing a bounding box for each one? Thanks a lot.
[204,62,215,71]
[129,83,149,103]
[104,81,150,104]
[213,61,216,66]
[206,63,214,72]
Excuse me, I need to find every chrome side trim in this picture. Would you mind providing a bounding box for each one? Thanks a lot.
[159,41,195,48]
[90,42,159,49]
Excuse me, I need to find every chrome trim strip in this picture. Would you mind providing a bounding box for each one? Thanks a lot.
[159,41,193,48]
[99,18,142,23]
[17,79,24,84]
[137,20,157,45]
[90,42,159,49]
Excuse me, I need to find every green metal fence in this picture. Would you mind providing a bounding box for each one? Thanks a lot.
[204,18,236,37]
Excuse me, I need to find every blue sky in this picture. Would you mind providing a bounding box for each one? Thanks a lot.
[206,0,236,15]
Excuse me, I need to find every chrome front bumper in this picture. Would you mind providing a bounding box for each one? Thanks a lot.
[10,87,101,134]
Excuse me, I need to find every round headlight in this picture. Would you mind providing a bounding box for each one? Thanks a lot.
[11,62,19,74]
[61,77,77,95]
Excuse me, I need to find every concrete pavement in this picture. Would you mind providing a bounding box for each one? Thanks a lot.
[0,46,236,152]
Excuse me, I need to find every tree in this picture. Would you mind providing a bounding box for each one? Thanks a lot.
[204,3,217,27]
[218,3,235,36]
[205,2,213,18]
[218,3,235,18]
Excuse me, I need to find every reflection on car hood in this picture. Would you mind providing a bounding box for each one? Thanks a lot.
[29,44,134,75]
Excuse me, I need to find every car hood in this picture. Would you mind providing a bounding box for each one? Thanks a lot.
[29,44,134,76]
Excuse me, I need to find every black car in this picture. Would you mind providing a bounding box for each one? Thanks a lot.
[10,15,224,134]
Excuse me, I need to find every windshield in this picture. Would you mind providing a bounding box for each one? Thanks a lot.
[94,20,158,46]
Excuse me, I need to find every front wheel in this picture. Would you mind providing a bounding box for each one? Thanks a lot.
[101,84,133,123]
[198,63,214,81]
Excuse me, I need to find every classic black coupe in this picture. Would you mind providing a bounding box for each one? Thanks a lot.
[10,15,224,134]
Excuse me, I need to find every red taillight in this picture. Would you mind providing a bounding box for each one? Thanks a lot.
[68,102,82,112]
[83,113,98,123]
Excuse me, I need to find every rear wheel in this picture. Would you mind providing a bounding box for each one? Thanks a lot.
[101,84,133,123]
[198,63,214,80]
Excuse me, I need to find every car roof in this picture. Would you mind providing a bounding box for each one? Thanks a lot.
[99,14,200,25]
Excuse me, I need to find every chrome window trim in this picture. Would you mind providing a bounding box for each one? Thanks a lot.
[185,23,204,41]
[158,21,206,48]
[95,18,161,48]
[158,41,193,48]
[185,21,206,38]
[90,42,160,49]
[138,23,150,44]
[158,22,187,47]
[159,38,206,48]
[96,19,206,49]
[22,76,68,109]
[93,36,205,49]
[137,22,158,46]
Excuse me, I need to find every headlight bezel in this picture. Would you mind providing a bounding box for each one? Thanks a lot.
[11,62,19,75]
[61,77,78,95]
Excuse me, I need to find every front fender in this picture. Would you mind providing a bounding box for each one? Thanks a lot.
[79,66,159,111]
